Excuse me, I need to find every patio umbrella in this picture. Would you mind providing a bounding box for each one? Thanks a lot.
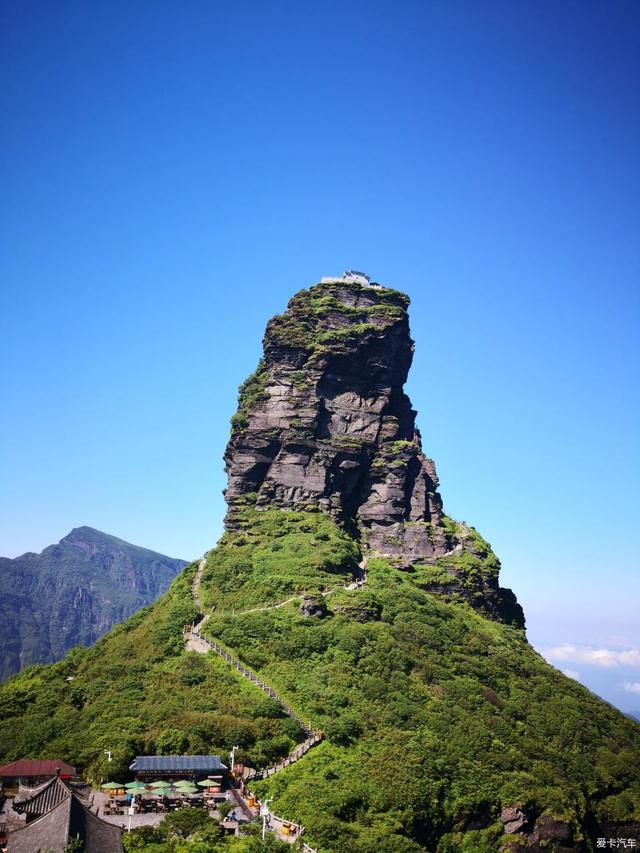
[125,782,147,792]
[196,778,218,787]
[151,784,172,794]
[101,782,123,790]
[175,784,198,793]
[149,780,172,788]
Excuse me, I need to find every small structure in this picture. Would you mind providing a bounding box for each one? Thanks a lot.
[0,760,76,789]
[129,755,228,788]
[8,776,123,852]
[320,270,381,288]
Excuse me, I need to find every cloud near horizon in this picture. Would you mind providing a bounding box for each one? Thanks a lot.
[563,669,580,680]
[541,644,640,668]
[623,682,640,695]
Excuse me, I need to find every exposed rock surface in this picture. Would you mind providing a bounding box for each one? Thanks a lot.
[500,805,529,835]
[0,527,187,680]
[299,595,327,618]
[224,280,524,627]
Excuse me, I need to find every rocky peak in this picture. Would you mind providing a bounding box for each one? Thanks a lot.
[223,278,524,627]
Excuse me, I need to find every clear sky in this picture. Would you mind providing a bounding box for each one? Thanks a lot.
[1,1,638,712]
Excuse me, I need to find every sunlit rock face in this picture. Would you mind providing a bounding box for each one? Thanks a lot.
[223,279,524,628]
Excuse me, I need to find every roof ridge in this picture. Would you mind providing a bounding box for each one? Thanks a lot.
[8,791,72,835]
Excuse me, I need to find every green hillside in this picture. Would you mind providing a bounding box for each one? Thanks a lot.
[199,510,640,851]
[0,566,303,783]
[2,508,638,851]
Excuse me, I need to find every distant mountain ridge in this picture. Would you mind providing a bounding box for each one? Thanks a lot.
[0,526,187,680]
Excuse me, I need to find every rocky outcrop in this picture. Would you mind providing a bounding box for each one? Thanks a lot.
[498,805,577,852]
[299,595,328,618]
[0,527,187,680]
[223,279,524,628]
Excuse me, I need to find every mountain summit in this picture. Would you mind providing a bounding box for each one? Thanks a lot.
[224,280,523,627]
[1,278,638,852]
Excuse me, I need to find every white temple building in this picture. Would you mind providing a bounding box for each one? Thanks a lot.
[320,270,381,288]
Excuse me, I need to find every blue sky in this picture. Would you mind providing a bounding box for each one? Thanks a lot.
[1,1,638,712]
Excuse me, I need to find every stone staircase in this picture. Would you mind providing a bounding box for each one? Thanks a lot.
[184,622,322,776]
[183,554,369,844]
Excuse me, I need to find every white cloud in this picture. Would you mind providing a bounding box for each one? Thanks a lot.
[623,682,640,695]
[563,669,580,680]
[540,643,640,669]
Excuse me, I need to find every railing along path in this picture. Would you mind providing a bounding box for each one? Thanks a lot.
[184,554,367,844]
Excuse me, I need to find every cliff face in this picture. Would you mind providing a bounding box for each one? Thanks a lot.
[224,280,524,627]
[0,527,187,680]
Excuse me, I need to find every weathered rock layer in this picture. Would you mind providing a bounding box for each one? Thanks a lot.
[224,279,524,627]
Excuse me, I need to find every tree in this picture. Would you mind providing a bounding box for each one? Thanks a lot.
[156,728,188,755]
[160,808,221,840]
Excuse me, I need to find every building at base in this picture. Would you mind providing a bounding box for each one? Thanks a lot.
[8,776,123,853]
[129,754,228,791]
[0,759,76,789]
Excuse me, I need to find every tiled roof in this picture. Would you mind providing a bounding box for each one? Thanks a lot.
[7,778,123,853]
[0,759,76,777]
[129,754,227,772]
[13,776,69,816]
[70,795,124,852]
[7,796,72,853]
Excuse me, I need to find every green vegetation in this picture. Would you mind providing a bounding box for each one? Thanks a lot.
[203,554,640,851]
[382,439,419,454]
[123,810,292,852]
[199,508,360,611]
[432,517,501,587]
[1,508,639,851]
[265,282,409,366]
[231,360,270,431]
[0,566,304,780]
[320,434,366,450]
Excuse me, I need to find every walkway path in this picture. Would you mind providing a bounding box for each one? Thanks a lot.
[183,552,368,846]
[191,555,207,612]
[214,560,367,620]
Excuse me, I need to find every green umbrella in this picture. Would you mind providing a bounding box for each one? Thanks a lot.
[101,782,123,790]
[171,780,193,786]
[125,782,147,792]
[149,780,172,788]
[196,778,219,787]
[175,784,198,793]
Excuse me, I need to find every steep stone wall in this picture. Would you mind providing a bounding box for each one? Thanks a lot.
[223,279,524,627]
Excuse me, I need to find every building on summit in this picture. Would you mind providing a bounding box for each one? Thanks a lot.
[320,269,381,288]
